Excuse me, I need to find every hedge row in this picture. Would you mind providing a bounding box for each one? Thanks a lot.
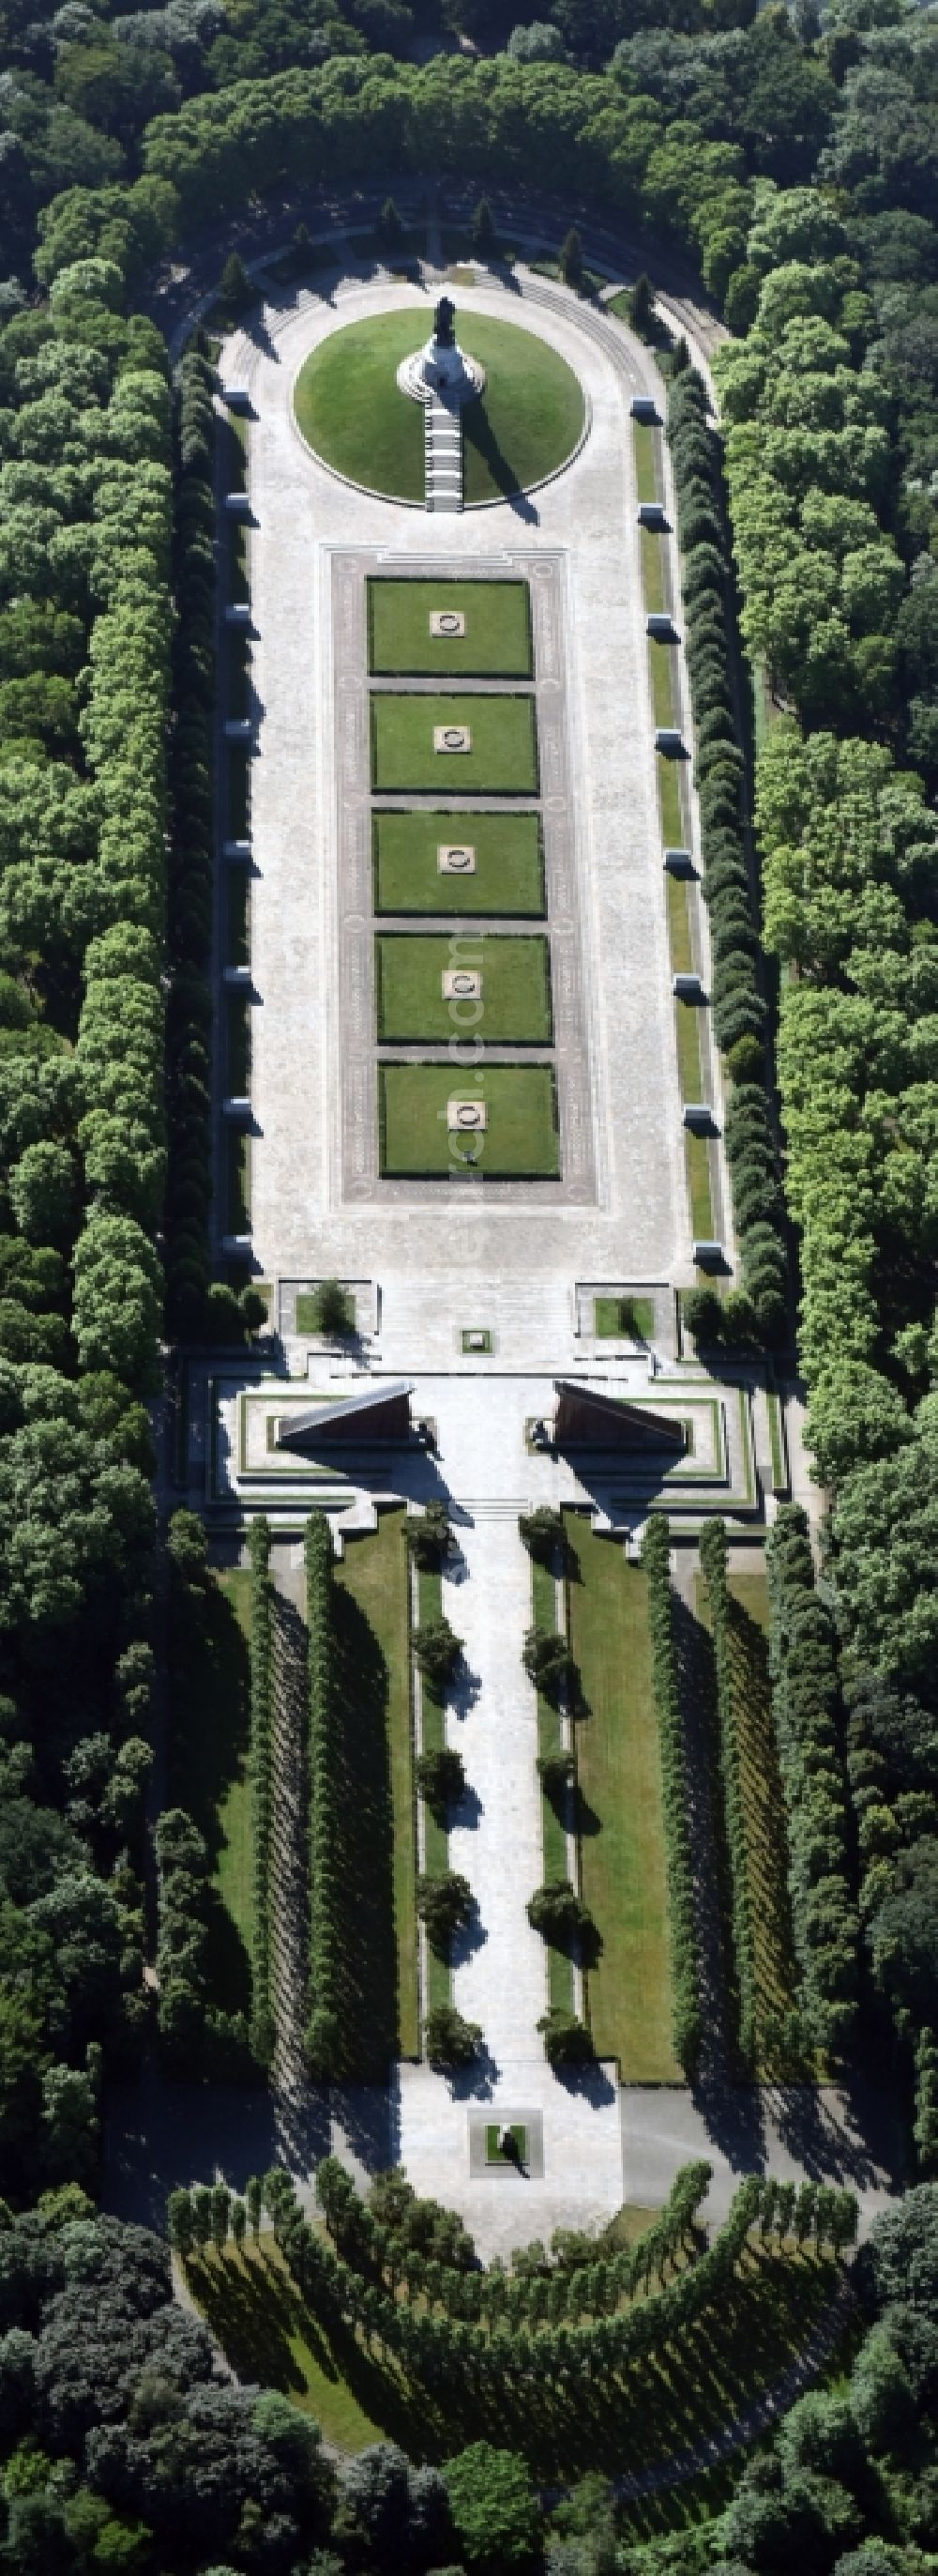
[164,335,215,1341]
[699,1518,758,2068]
[314,2154,713,2326]
[248,1516,276,2067]
[154,1805,252,2075]
[667,366,787,1347]
[765,1506,858,2059]
[305,1510,341,2081]
[641,1517,702,2079]
[915,2029,938,2178]
[262,2164,853,2391]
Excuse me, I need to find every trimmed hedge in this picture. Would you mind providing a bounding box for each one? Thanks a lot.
[248,1515,276,2066]
[164,336,215,1337]
[765,1505,858,2061]
[668,366,786,1346]
[699,1519,757,2068]
[642,1517,702,2078]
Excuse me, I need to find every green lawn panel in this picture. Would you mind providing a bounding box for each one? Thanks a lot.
[566,1516,680,2083]
[369,578,533,677]
[375,933,552,1044]
[687,1132,715,1239]
[458,313,584,505]
[666,870,693,975]
[294,311,427,499]
[379,1062,560,1180]
[294,309,583,506]
[335,1508,419,2060]
[167,1567,253,2019]
[371,693,538,795]
[649,640,677,729]
[675,999,703,1102]
[594,1295,656,1340]
[373,810,544,917]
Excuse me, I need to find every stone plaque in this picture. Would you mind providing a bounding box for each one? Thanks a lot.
[446,1098,488,1131]
[437,843,477,874]
[433,724,472,754]
[431,609,466,638]
[443,969,482,1000]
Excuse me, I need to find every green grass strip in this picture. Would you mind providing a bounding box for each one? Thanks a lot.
[675,999,703,1102]
[337,1509,419,2060]
[657,750,684,846]
[641,1518,701,2078]
[649,641,677,729]
[632,419,658,506]
[686,1132,715,1239]
[641,525,666,617]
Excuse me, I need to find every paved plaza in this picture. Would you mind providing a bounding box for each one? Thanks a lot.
[190,267,845,2247]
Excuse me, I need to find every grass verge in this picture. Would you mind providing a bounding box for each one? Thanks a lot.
[657,750,685,846]
[565,1515,680,2082]
[649,643,677,729]
[686,1133,715,1239]
[674,1000,703,1102]
[632,419,658,504]
[641,526,666,617]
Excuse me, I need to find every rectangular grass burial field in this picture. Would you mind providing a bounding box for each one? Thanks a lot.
[372,810,545,916]
[375,933,552,1044]
[369,578,533,678]
[371,693,538,795]
[564,1513,681,2083]
[379,1062,560,1179]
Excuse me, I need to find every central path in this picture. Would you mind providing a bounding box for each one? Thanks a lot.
[446,1515,546,2061]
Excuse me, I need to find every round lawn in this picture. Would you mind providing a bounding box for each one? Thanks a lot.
[293,309,585,505]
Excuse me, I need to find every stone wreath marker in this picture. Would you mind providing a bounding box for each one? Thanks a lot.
[431,609,466,638]
[438,843,477,873]
[434,724,472,754]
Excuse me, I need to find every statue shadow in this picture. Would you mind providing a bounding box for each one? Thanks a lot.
[462,403,538,523]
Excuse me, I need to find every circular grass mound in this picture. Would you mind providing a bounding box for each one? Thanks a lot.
[293,308,585,506]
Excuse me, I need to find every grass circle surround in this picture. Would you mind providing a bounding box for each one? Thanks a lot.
[293,309,586,505]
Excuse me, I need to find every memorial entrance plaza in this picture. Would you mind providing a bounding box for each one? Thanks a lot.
[181,269,859,2256]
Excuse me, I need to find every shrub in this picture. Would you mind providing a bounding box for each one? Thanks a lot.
[404,1502,451,1569]
[526,1879,593,1942]
[700,1520,757,2065]
[416,1870,474,1952]
[424,2004,482,2069]
[522,1627,575,1699]
[536,1748,574,1800]
[537,2007,594,2067]
[414,1618,460,1685]
[766,1506,858,2057]
[311,1277,352,1334]
[416,1746,465,1811]
[518,1506,564,1564]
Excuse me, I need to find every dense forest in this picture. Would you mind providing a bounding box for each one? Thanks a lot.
[0,0,936,2560]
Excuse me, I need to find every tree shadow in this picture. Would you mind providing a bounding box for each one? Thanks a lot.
[167,1569,253,2020]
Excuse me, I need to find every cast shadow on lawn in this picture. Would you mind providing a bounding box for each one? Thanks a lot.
[167,1568,253,2022]
[463,400,538,522]
[331,1584,399,2081]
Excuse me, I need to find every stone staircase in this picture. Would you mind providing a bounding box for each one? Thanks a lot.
[425,396,462,512]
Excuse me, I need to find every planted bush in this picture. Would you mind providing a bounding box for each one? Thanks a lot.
[519,1506,565,1565]
[522,1626,576,1700]
[414,1617,460,1685]
[416,1869,474,1953]
[416,1746,465,1811]
[527,1879,593,1943]
[537,2007,594,2067]
[537,1748,575,1800]
[766,1505,858,2058]
[404,1502,452,1569]
[424,2004,482,2069]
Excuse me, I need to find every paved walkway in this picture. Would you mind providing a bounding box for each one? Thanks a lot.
[446,1516,546,2054]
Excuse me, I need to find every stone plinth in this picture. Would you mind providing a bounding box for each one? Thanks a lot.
[398,332,486,407]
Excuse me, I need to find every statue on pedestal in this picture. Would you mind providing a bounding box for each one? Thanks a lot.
[397,296,486,408]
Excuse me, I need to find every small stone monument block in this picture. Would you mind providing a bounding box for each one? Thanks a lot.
[431,609,466,638]
[443,968,482,1000]
[447,1098,488,1132]
[437,842,477,874]
[434,724,472,754]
